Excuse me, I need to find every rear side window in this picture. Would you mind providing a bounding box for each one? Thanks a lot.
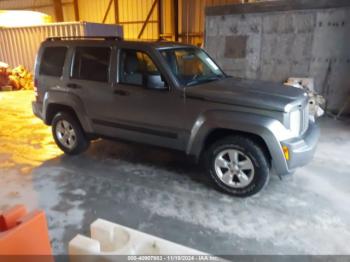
[72,47,111,82]
[40,47,67,77]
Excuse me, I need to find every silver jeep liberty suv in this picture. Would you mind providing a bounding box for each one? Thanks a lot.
[32,36,320,197]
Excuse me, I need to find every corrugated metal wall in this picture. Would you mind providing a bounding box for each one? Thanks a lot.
[0,0,242,43]
[0,22,82,70]
[0,22,122,71]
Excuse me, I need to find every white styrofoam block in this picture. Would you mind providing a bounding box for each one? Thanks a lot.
[90,219,134,254]
[69,234,100,255]
[69,218,208,257]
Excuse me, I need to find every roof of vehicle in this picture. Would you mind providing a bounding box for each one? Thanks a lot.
[122,39,194,49]
[44,37,195,49]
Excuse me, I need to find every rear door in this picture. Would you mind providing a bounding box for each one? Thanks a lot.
[66,43,115,128]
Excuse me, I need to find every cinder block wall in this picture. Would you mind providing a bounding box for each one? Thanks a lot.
[205,0,350,113]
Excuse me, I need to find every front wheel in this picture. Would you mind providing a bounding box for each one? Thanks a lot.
[52,112,90,155]
[204,136,270,197]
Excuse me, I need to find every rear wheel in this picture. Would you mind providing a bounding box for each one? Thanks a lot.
[204,136,270,197]
[52,112,90,155]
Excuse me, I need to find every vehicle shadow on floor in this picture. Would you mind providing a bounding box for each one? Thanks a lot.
[51,138,212,186]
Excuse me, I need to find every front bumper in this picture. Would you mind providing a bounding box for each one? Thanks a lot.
[32,101,44,120]
[280,120,320,174]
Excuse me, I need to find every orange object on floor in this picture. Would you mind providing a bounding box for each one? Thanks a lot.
[0,205,53,261]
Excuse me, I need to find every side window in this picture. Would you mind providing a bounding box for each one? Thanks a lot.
[119,49,161,86]
[40,47,67,77]
[72,47,111,82]
[137,52,159,75]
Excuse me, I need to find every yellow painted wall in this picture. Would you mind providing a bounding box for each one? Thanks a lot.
[77,0,115,24]
[118,0,158,40]
[0,0,242,43]
[178,0,241,46]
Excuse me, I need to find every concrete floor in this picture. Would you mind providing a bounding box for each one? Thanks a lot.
[1,90,350,255]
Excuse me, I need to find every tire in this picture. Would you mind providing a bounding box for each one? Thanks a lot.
[52,112,90,155]
[203,136,270,197]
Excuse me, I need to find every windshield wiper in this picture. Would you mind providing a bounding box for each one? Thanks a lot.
[186,76,223,87]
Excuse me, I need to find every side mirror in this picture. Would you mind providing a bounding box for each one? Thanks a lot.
[144,74,168,91]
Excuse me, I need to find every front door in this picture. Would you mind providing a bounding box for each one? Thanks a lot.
[93,48,186,150]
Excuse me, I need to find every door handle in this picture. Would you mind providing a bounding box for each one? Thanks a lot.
[113,89,129,96]
[67,83,81,89]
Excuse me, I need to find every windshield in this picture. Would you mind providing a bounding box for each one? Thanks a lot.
[160,48,226,86]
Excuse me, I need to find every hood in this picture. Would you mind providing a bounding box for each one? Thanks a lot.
[185,77,308,112]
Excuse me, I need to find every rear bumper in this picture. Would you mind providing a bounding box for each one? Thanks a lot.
[32,101,44,120]
[279,120,320,175]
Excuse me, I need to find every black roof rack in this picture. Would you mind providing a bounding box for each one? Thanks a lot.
[46,36,123,41]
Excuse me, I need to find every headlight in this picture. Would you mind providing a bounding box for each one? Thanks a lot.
[290,109,301,136]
